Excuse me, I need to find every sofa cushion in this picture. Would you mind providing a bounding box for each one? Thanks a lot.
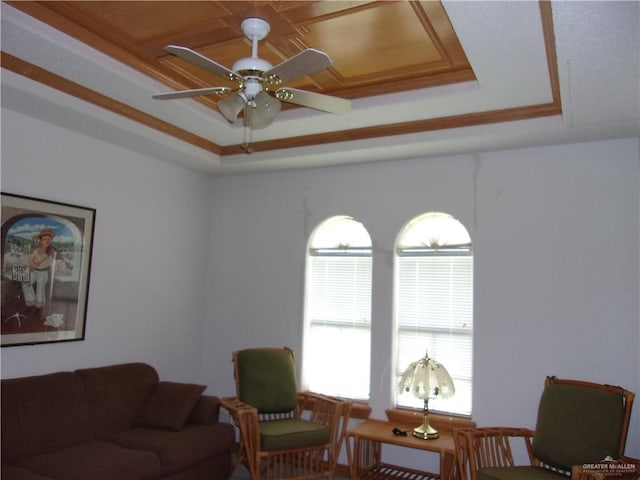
[160,455,234,480]
[1,372,94,464]
[1,463,54,480]
[75,363,159,437]
[186,395,222,426]
[107,423,235,475]
[135,381,205,431]
[15,439,161,480]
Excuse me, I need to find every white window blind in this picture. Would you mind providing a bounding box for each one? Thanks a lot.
[395,213,473,416]
[302,217,372,401]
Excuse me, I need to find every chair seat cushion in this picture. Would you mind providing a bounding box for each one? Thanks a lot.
[259,418,330,452]
[478,466,568,480]
[107,423,234,475]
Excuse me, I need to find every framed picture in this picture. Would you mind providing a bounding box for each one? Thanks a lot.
[1,193,96,347]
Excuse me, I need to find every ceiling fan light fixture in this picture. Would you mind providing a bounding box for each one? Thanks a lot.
[247,91,281,129]
[218,93,247,122]
[243,78,263,101]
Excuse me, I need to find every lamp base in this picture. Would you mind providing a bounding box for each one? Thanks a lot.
[412,423,439,440]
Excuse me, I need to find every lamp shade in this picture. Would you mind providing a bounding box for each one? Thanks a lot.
[218,93,247,123]
[399,353,455,400]
[244,91,281,129]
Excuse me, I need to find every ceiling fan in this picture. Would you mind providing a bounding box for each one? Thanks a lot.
[153,17,351,132]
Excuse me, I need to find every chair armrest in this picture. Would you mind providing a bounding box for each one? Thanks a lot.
[297,392,351,426]
[220,396,259,431]
[297,391,350,412]
[186,394,222,425]
[454,427,536,480]
[221,396,261,469]
[298,392,352,461]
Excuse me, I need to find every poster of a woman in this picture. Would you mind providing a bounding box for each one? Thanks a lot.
[1,193,95,347]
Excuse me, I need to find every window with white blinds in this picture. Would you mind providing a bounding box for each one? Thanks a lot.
[394,213,473,416]
[302,216,372,401]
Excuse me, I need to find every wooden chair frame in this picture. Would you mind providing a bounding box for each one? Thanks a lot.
[454,377,635,480]
[221,348,352,480]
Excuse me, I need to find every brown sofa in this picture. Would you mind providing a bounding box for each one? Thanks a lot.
[1,363,236,480]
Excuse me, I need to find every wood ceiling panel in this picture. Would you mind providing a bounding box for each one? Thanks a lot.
[67,1,232,43]
[8,0,473,101]
[304,2,444,78]
[272,1,375,22]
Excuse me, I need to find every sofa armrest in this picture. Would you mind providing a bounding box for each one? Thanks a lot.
[186,395,221,425]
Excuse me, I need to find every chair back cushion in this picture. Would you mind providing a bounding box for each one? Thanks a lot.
[236,348,298,413]
[532,381,626,470]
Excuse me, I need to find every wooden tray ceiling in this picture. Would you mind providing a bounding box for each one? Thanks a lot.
[8,1,473,105]
[3,1,560,157]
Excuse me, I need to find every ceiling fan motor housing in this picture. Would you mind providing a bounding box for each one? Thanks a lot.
[233,17,273,95]
[241,18,270,41]
[232,57,273,77]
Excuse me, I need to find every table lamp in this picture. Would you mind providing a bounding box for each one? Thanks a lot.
[398,352,455,439]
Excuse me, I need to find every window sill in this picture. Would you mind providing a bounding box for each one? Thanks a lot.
[385,408,475,432]
[350,401,372,420]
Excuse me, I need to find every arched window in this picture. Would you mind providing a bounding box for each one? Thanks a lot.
[302,216,372,400]
[394,212,473,415]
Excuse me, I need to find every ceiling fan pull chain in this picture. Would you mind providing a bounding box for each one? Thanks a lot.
[243,123,254,154]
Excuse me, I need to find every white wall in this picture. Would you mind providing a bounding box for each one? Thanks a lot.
[1,108,211,384]
[2,103,639,459]
[203,138,640,457]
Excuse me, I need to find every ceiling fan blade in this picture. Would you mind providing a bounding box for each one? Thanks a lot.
[275,88,351,114]
[243,91,281,129]
[263,49,332,86]
[152,87,232,100]
[164,45,241,83]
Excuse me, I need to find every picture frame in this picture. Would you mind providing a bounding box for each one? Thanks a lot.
[1,193,96,347]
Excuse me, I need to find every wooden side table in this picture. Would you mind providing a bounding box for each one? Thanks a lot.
[347,419,457,480]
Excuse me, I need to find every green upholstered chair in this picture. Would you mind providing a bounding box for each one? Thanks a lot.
[221,348,351,480]
[454,377,635,480]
